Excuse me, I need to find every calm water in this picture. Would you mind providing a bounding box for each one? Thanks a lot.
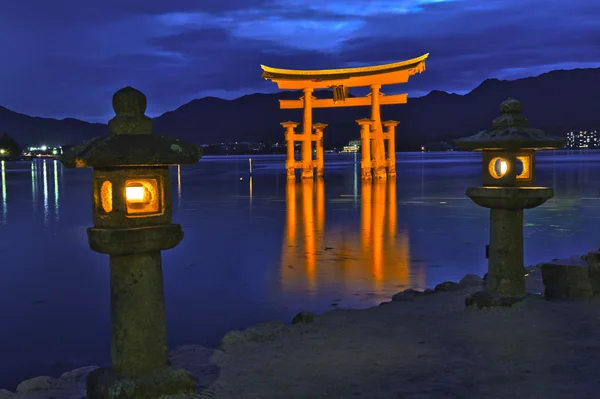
[1,150,600,389]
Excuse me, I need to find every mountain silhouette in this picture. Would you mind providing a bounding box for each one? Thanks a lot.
[1,68,599,150]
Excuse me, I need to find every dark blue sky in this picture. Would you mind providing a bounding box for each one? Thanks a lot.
[1,0,599,122]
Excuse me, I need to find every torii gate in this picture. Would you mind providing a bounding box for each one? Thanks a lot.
[260,53,429,180]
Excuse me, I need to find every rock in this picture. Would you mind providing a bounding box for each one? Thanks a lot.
[392,289,423,302]
[219,321,289,349]
[524,265,537,274]
[391,292,416,302]
[16,376,57,392]
[483,273,489,282]
[434,281,462,292]
[465,290,525,309]
[423,289,435,295]
[292,311,315,324]
[541,263,593,300]
[459,274,483,286]
[60,365,100,380]
[378,301,391,306]
[586,251,600,296]
[0,389,14,399]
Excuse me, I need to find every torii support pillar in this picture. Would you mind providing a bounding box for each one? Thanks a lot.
[301,88,315,180]
[383,120,399,177]
[369,84,387,180]
[357,118,374,180]
[281,121,300,180]
[313,123,327,178]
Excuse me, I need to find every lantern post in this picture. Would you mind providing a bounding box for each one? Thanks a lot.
[455,98,565,300]
[60,87,203,399]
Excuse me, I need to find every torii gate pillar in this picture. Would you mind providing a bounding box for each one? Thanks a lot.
[369,84,387,180]
[301,88,314,179]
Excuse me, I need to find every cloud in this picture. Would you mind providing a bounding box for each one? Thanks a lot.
[0,0,598,122]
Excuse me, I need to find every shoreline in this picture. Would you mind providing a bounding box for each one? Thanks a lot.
[0,253,594,398]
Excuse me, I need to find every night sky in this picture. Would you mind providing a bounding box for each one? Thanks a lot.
[1,0,598,123]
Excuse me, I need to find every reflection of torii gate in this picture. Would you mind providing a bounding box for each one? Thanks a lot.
[260,53,429,180]
[279,178,425,297]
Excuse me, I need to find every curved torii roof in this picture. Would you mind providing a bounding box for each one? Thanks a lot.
[261,53,429,89]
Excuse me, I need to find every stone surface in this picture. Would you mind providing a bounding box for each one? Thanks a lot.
[459,274,483,286]
[60,87,202,169]
[6,262,600,398]
[0,345,218,399]
[391,293,416,302]
[292,311,315,324]
[486,207,526,297]
[586,251,600,296]
[465,290,525,309]
[61,134,203,168]
[108,251,170,376]
[60,366,100,380]
[86,365,195,399]
[87,224,184,255]
[219,322,289,350]
[466,187,554,210]
[542,263,593,300]
[16,376,57,393]
[392,288,426,302]
[434,281,462,292]
[454,98,565,151]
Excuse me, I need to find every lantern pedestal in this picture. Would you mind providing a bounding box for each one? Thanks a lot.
[466,186,554,297]
[86,224,195,399]
[59,87,204,399]
[86,365,196,399]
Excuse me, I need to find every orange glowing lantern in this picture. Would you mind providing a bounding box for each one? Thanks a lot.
[61,87,202,230]
[455,98,564,187]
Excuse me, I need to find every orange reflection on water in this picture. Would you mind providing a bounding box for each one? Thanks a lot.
[361,179,410,291]
[281,178,424,298]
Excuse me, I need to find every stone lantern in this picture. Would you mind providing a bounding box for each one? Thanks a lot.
[60,87,202,399]
[455,98,564,300]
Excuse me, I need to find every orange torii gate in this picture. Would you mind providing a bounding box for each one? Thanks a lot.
[260,53,429,180]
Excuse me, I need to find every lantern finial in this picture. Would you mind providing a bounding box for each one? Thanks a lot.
[108,86,152,135]
[492,98,528,130]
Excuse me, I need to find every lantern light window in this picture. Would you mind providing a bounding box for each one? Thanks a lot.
[100,180,113,213]
[125,178,160,215]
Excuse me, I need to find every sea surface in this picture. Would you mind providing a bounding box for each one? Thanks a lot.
[1,150,600,389]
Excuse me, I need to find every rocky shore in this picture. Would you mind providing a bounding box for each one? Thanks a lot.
[2,254,599,399]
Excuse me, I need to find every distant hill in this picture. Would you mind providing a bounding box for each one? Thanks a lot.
[1,68,599,150]
[0,106,106,147]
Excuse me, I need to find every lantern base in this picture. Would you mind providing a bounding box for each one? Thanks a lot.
[86,365,196,399]
[466,186,554,210]
[87,224,184,256]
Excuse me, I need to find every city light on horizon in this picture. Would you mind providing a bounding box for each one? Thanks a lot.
[566,130,599,149]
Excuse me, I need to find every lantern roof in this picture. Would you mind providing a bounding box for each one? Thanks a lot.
[454,98,566,151]
[60,87,203,168]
